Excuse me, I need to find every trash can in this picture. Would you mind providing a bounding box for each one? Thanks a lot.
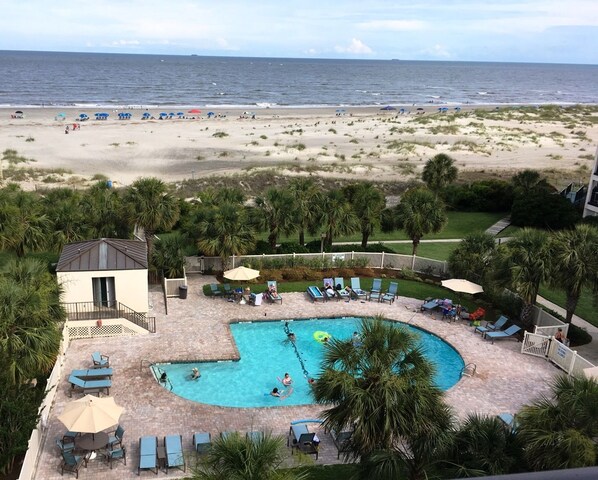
[179,285,188,299]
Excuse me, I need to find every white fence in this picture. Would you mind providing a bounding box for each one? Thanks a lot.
[185,251,448,276]
[163,269,187,297]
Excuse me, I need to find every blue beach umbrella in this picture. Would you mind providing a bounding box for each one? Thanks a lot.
[207,112,215,117]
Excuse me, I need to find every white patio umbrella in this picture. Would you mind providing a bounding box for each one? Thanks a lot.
[223,266,260,281]
[58,395,124,434]
[441,279,484,295]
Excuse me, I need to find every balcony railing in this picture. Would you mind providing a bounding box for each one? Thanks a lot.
[63,301,156,333]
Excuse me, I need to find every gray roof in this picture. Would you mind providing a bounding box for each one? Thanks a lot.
[56,238,148,272]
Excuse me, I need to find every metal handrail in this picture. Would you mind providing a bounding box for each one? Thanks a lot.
[63,301,156,333]
[460,363,477,377]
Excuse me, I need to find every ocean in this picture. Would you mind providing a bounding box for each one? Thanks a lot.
[1,50,597,108]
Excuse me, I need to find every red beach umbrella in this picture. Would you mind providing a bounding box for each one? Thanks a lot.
[188,109,201,114]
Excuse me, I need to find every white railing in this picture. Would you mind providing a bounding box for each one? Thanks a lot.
[521,331,550,358]
[535,324,569,338]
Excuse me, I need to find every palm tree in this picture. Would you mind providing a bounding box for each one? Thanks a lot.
[448,232,497,284]
[254,187,296,249]
[191,431,306,480]
[511,169,551,193]
[344,183,386,249]
[422,153,458,195]
[393,187,447,255]
[197,203,255,270]
[42,188,88,250]
[312,316,453,480]
[124,177,180,256]
[151,233,187,279]
[493,228,550,328]
[517,375,598,471]
[82,181,131,239]
[319,189,359,250]
[548,224,598,323]
[288,178,322,246]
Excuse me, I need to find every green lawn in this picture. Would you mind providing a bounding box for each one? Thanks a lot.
[386,242,459,261]
[539,284,598,327]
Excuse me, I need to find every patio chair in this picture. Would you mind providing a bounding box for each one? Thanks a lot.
[91,351,109,368]
[334,277,351,300]
[475,315,508,337]
[266,280,283,304]
[56,437,75,454]
[71,368,113,380]
[222,283,233,299]
[369,278,382,302]
[322,278,337,301]
[331,430,353,459]
[306,286,325,302]
[105,445,126,469]
[61,450,87,478]
[209,283,222,299]
[381,281,398,304]
[164,434,186,473]
[484,325,522,344]
[108,425,125,448]
[193,432,211,454]
[288,424,319,460]
[138,436,158,475]
[350,278,368,300]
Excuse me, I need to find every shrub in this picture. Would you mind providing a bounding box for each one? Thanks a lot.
[442,180,514,212]
[277,242,309,254]
[511,191,581,230]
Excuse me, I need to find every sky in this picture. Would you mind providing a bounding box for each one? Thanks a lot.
[1,0,597,64]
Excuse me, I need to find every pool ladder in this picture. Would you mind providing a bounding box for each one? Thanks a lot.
[141,360,174,391]
[460,363,477,378]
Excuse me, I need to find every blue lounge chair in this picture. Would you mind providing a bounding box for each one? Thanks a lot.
[306,286,325,302]
[369,278,382,302]
[334,277,351,300]
[164,435,185,473]
[323,278,337,301]
[381,281,398,304]
[421,298,441,313]
[266,280,283,304]
[193,432,211,454]
[68,375,111,396]
[138,436,157,475]
[350,278,367,300]
[91,351,109,368]
[475,315,508,337]
[71,368,113,379]
[288,424,318,460]
[484,325,522,344]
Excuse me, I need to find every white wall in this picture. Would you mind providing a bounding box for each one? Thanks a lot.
[57,269,149,313]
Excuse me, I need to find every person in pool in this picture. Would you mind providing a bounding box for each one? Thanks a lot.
[191,367,201,380]
[160,372,167,383]
[271,386,293,399]
[280,373,292,386]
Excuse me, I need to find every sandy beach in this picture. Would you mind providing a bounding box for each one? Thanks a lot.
[1,105,597,190]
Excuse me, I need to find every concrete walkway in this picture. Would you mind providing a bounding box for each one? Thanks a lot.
[485,216,511,236]
[536,295,598,365]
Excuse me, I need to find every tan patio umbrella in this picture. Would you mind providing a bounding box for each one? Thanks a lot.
[58,395,124,434]
[583,366,598,381]
[223,265,260,281]
[441,279,484,295]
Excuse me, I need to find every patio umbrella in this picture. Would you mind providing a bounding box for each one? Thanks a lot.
[58,395,124,434]
[441,279,484,295]
[223,266,260,281]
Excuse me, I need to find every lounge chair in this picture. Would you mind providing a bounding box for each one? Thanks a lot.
[209,283,222,299]
[288,424,319,460]
[70,368,113,380]
[306,286,325,302]
[91,351,109,368]
[193,432,211,454]
[331,430,353,459]
[334,277,351,300]
[68,375,111,397]
[381,281,398,304]
[138,436,157,475]
[322,278,337,301]
[266,280,283,304]
[105,445,126,469]
[164,434,185,473]
[421,298,441,313]
[484,325,522,344]
[475,315,508,337]
[369,278,382,302]
[61,450,87,478]
[350,278,368,300]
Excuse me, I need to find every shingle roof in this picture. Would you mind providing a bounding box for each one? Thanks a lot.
[56,238,148,272]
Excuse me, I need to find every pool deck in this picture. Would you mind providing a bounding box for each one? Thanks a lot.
[36,275,559,479]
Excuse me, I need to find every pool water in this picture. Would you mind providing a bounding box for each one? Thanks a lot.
[152,317,464,408]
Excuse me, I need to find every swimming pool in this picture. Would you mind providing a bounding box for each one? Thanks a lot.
[152,317,464,408]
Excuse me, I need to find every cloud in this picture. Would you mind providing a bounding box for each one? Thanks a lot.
[419,44,451,59]
[358,19,426,31]
[334,38,373,55]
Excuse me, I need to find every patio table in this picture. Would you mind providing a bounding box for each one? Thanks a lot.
[75,432,109,459]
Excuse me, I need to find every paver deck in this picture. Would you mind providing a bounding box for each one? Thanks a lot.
[35,275,560,479]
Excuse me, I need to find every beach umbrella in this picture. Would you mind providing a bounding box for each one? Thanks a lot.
[380,105,396,111]
[188,109,201,114]
[58,395,124,434]
[207,112,215,117]
[441,279,484,295]
[15,110,23,115]
[223,266,260,281]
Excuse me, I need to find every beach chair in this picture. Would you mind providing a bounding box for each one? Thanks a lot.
[381,281,398,304]
[68,375,111,397]
[306,286,325,302]
[209,283,222,299]
[369,278,382,302]
[193,432,211,454]
[71,368,113,380]
[350,278,368,300]
[266,280,283,304]
[288,424,319,460]
[331,430,353,459]
[322,278,337,301]
[91,351,109,368]
[334,277,351,300]
[61,450,87,478]
[484,325,522,344]
[138,436,158,475]
[475,315,508,337]
[164,435,185,473]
